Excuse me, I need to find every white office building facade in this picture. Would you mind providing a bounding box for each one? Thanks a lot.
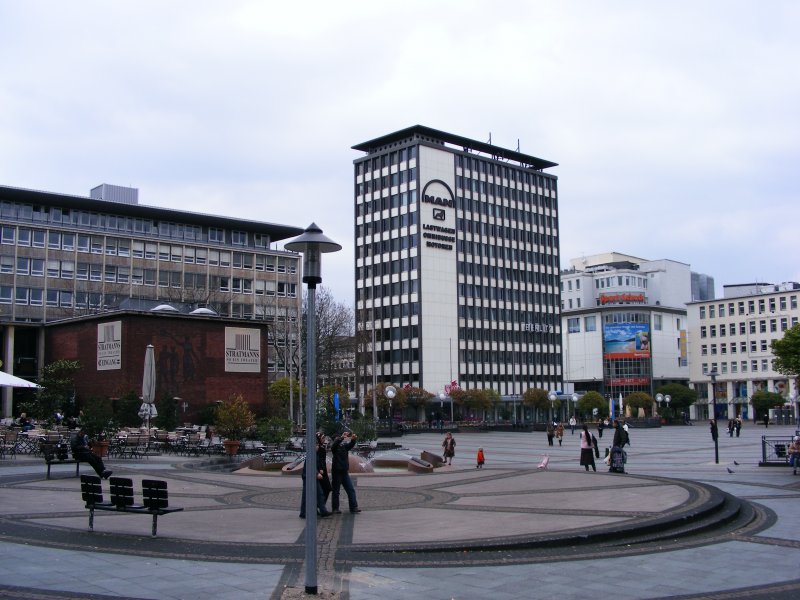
[687,282,800,422]
[561,253,697,405]
[353,126,562,419]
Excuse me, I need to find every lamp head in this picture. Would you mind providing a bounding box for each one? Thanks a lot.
[384,385,397,400]
[284,223,342,286]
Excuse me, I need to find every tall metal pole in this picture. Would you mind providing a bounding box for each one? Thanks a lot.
[285,223,341,597]
[711,370,719,464]
[303,282,318,594]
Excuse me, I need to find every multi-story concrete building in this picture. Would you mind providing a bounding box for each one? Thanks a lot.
[560,253,709,407]
[352,125,562,421]
[0,183,303,417]
[687,282,800,422]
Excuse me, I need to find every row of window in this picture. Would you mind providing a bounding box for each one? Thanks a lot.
[0,275,296,302]
[460,283,557,305]
[699,317,796,338]
[355,146,418,176]
[458,193,556,218]
[4,258,296,295]
[356,257,418,281]
[458,304,561,329]
[455,154,556,191]
[355,212,419,238]
[459,326,560,345]
[0,202,269,248]
[701,340,777,356]
[456,177,556,209]
[355,234,417,258]
[702,360,774,375]
[2,286,297,322]
[356,279,420,301]
[458,239,559,264]
[356,167,418,195]
[568,314,671,334]
[355,190,418,216]
[605,357,651,378]
[567,316,597,333]
[0,229,295,272]
[594,275,648,289]
[699,296,798,319]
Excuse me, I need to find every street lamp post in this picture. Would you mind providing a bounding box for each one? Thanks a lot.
[285,223,341,596]
[384,385,397,435]
[709,368,719,464]
[548,391,557,424]
[656,393,672,422]
[571,393,579,419]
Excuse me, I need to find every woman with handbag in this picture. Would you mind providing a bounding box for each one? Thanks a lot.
[579,424,596,472]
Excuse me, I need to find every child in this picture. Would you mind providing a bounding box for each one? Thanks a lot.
[476,447,485,469]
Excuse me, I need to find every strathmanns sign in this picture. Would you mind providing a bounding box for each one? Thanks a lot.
[599,293,646,305]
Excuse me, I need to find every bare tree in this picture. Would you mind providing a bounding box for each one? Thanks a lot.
[299,286,354,393]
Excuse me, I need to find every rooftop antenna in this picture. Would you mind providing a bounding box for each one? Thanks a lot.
[516,139,520,152]
[488,132,492,145]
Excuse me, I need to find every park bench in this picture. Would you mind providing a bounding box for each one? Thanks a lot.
[42,443,80,479]
[80,475,184,537]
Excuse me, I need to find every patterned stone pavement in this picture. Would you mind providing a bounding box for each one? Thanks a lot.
[0,423,797,599]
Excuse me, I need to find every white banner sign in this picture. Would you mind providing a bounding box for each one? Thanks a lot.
[97,321,122,371]
[224,327,261,373]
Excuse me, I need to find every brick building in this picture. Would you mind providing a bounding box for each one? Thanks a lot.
[44,310,273,422]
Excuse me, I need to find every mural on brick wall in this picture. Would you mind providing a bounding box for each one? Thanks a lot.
[157,331,202,388]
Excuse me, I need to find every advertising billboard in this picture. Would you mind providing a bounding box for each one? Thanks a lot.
[603,323,651,359]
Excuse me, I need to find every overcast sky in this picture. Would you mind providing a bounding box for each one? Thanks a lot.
[2,1,798,307]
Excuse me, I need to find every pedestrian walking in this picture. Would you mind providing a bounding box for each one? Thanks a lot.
[546,423,555,446]
[569,416,577,435]
[476,447,485,469]
[597,419,604,439]
[579,424,596,472]
[555,422,564,446]
[709,419,719,444]
[735,417,742,437]
[788,436,800,476]
[442,431,456,465]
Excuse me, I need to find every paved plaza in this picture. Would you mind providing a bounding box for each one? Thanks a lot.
[0,422,798,599]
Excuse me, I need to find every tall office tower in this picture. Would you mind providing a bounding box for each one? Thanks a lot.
[353,126,562,418]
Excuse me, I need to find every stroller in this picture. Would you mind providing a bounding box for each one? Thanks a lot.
[609,445,626,474]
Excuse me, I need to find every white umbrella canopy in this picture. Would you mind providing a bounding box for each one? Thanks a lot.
[140,344,156,428]
[0,370,39,388]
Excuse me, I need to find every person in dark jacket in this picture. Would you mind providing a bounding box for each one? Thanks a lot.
[70,428,112,479]
[330,431,360,514]
[315,432,332,505]
[612,419,629,448]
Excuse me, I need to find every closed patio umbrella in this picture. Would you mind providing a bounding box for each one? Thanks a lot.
[138,345,157,430]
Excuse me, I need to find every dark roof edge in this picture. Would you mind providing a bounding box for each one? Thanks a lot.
[0,184,304,242]
[352,125,558,171]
